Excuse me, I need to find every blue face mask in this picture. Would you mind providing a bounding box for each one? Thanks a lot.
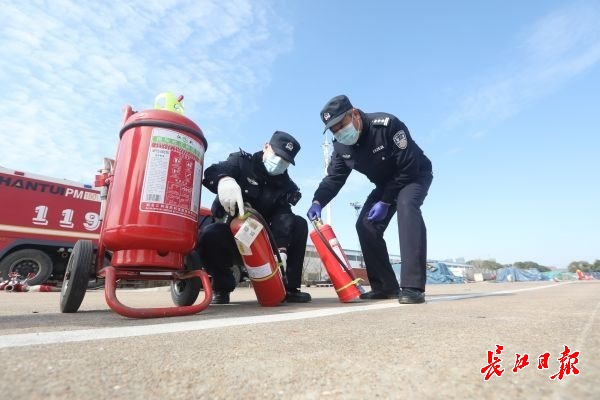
[263,153,289,175]
[334,120,360,145]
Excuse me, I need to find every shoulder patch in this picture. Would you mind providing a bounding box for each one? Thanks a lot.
[393,130,408,150]
[370,117,390,127]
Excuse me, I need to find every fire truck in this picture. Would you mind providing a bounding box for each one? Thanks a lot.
[0,166,101,285]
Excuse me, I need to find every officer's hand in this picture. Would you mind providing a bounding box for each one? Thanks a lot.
[307,201,322,220]
[367,201,390,222]
[217,177,245,217]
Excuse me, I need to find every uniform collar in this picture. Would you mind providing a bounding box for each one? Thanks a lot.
[356,110,368,145]
[252,151,267,176]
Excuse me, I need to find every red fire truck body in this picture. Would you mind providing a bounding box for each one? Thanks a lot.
[0,166,101,285]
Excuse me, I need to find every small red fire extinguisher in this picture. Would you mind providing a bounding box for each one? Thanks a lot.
[310,219,365,302]
[229,209,287,306]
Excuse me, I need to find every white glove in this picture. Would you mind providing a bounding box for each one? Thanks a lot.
[278,251,287,268]
[217,177,245,216]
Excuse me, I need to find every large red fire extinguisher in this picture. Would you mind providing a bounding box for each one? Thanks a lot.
[59,94,212,319]
[310,219,365,302]
[229,209,286,306]
[101,101,207,270]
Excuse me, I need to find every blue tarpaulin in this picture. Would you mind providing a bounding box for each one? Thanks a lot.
[391,262,466,284]
[495,267,541,282]
[427,262,466,284]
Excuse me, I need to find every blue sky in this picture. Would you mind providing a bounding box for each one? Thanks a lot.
[1,0,598,268]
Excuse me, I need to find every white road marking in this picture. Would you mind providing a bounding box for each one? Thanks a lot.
[0,282,573,349]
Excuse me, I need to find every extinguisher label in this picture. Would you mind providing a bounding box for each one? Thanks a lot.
[140,128,205,221]
[245,262,273,279]
[233,218,263,249]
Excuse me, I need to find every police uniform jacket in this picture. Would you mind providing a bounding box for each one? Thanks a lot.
[313,111,432,206]
[203,150,302,246]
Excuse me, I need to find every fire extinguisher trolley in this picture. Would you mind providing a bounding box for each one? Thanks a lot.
[59,99,212,318]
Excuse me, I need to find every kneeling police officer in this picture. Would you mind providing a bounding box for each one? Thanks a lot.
[199,131,311,304]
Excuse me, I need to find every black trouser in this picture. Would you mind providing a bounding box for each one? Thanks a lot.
[197,215,308,292]
[356,174,433,293]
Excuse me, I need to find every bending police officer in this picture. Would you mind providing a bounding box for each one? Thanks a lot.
[199,131,311,304]
[307,95,433,304]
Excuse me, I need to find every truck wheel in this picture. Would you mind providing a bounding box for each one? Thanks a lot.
[170,277,202,306]
[60,240,94,313]
[0,249,53,286]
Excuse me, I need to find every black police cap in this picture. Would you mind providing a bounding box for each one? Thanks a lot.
[320,94,353,133]
[269,131,300,165]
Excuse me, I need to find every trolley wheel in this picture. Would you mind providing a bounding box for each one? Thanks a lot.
[170,251,203,306]
[170,277,202,306]
[87,250,110,289]
[60,240,94,313]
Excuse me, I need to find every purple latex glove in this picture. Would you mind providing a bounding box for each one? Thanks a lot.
[367,201,390,222]
[307,202,322,220]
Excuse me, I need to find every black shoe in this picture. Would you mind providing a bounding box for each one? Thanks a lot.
[212,291,230,305]
[399,288,425,304]
[285,289,312,303]
[359,290,399,300]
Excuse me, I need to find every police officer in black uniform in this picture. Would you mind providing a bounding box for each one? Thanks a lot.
[307,95,433,304]
[199,131,311,304]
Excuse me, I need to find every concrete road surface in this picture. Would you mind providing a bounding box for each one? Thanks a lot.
[0,281,598,399]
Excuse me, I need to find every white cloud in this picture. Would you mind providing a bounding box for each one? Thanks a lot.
[0,0,291,182]
[448,3,600,129]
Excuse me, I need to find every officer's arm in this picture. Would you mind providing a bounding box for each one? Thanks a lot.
[312,151,351,206]
[381,121,422,204]
[203,152,242,194]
